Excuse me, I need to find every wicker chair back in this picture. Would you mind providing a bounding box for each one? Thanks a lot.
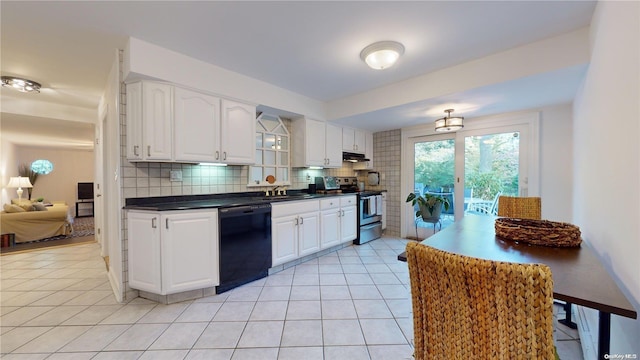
[406,242,555,359]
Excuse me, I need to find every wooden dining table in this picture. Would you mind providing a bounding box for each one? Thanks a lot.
[397,215,637,360]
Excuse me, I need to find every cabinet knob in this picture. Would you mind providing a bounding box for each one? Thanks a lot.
[223,152,227,161]
[216,151,220,160]
[134,145,139,156]
[152,218,157,228]
[147,145,151,157]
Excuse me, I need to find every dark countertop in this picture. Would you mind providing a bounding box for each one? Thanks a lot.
[124,191,358,211]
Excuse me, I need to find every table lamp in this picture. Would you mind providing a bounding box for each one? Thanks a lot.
[7,176,33,204]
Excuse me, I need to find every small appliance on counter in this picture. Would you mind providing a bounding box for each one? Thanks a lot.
[314,176,340,193]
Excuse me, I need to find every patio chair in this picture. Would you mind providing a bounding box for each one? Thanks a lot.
[466,191,501,216]
[497,196,541,219]
[406,242,556,359]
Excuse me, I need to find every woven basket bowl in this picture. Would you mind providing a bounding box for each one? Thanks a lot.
[495,218,582,247]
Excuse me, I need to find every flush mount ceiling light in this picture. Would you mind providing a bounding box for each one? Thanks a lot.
[360,41,405,70]
[435,109,464,132]
[1,76,41,93]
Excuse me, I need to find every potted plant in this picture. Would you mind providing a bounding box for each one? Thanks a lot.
[406,192,451,221]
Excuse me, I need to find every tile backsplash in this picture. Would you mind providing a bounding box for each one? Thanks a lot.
[121,162,361,199]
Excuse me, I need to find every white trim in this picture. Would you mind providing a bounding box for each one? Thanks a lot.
[107,268,123,303]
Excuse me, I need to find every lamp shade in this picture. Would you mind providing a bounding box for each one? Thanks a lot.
[7,176,33,188]
[434,109,464,132]
[360,41,405,70]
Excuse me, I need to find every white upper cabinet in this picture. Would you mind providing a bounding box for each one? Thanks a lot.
[220,99,256,165]
[342,127,366,154]
[126,82,144,161]
[127,81,256,165]
[353,131,374,170]
[127,82,173,161]
[292,117,342,168]
[325,123,343,168]
[174,87,221,162]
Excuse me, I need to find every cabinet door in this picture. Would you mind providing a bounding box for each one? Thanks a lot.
[126,82,143,161]
[342,127,355,152]
[325,123,343,168]
[298,212,320,257]
[340,205,358,243]
[142,82,173,160]
[174,87,221,162]
[162,210,219,294]
[127,212,162,293]
[320,209,341,249]
[305,119,327,167]
[353,131,374,170]
[220,99,256,164]
[272,215,298,266]
[354,129,366,154]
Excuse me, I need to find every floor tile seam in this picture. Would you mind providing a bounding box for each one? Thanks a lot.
[11,322,99,354]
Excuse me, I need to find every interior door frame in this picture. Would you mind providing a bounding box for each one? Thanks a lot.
[401,111,540,238]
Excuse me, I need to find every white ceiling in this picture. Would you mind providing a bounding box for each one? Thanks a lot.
[1,1,596,148]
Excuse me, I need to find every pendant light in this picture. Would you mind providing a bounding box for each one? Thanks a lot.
[435,109,464,132]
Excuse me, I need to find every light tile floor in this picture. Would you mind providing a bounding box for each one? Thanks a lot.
[0,237,583,359]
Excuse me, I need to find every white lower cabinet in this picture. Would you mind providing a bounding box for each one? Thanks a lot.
[127,209,219,295]
[320,196,357,249]
[272,200,320,266]
[340,197,358,243]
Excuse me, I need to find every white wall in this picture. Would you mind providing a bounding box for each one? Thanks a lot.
[1,140,18,205]
[573,1,640,354]
[539,104,573,222]
[15,146,94,210]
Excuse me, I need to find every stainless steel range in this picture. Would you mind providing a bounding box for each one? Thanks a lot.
[329,176,383,244]
[356,191,383,244]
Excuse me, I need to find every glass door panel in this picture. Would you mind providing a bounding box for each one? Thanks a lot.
[413,138,455,235]
[464,131,520,216]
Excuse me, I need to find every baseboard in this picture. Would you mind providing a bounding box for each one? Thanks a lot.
[107,267,123,303]
[576,304,598,360]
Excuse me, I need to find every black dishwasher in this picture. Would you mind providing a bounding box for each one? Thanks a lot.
[216,203,272,294]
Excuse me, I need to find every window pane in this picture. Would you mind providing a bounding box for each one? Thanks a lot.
[264,150,276,166]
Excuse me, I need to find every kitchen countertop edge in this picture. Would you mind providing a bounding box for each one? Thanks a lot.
[124,192,359,211]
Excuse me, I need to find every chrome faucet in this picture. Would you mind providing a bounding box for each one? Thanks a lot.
[265,186,286,197]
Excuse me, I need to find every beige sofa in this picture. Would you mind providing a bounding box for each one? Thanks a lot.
[1,202,72,243]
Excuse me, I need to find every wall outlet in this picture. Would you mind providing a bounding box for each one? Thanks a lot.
[170,170,183,182]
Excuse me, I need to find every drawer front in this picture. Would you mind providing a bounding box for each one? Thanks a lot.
[340,195,357,207]
[272,200,319,218]
[320,198,340,210]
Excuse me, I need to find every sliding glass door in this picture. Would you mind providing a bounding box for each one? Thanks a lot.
[463,129,525,217]
[405,122,532,238]
[408,134,456,238]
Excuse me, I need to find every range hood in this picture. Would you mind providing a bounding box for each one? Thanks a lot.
[343,152,370,162]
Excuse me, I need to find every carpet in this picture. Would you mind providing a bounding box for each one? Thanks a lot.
[0,217,95,254]
[69,217,95,237]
